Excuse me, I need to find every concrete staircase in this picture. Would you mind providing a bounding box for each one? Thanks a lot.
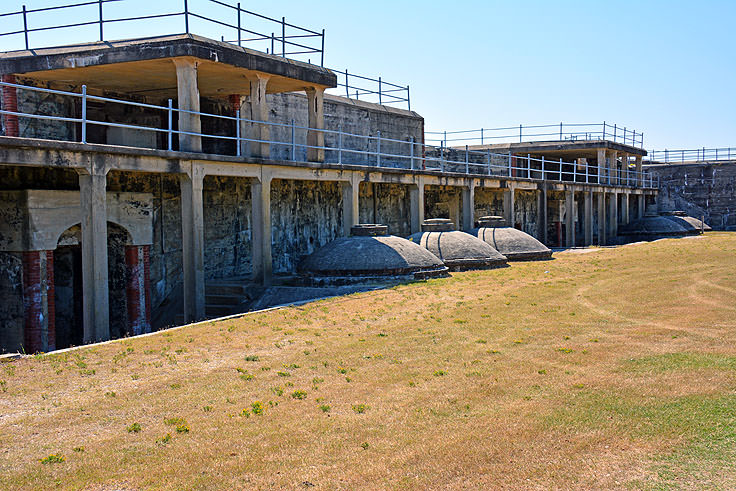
[205,279,254,318]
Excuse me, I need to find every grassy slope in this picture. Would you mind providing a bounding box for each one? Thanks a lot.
[1,233,736,490]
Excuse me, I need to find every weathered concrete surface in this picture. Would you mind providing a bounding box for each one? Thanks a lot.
[359,182,412,237]
[471,217,552,261]
[646,161,736,230]
[0,252,23,353]
[408,222,507,271]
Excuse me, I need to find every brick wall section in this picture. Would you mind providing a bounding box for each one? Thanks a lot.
[45,250,56,350]
[21,250,56,352]
[125,245,152,335]
[142,245,152,333]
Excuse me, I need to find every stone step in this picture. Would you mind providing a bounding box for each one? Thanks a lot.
[205,294,243,306]
[205,283,250,296]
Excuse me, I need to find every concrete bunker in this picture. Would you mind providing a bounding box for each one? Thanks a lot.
[471,216,552,261]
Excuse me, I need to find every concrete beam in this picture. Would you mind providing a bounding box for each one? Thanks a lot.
[409,177,425,234]
[341,172,360,236]
[565,190,575,247]
[173,58,202,153]
[462,182,475,231]
[597,192,606,245]
[78,164,110,343]
[179,164,205,322]
[584,190,593,245]
[306,87,325,163]
[251,171,273,285]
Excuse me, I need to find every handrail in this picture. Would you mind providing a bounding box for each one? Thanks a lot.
[427,122,644,148]
[645,147,736,164]
[327,68,410,110]
[0,0,325,65]
[0,80,656,188]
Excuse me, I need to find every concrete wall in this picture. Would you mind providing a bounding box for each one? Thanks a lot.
[647,161,736,230]
[359,182,412,237]
[0,251,23,353]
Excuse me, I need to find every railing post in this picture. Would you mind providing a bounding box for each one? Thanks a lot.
[345,70,349,98]
[585,159,589,183]
[481,127,484,145]
[81,85,87,144]
[541,156,545,180]
[410,136,415,170]
[519,124,522,143]
[465,145,469,174]
[406,85,410,111]
[291,119,296,161]
[320,29,325,67]
[237,2,241,46]
[440,142,445,172]
[378,77,382,105]
[559,122,563,140]
[271,33,275,55]
[376,131,381,167]
[338,124,343,165]
[167,99,173,151]
[98,0,104,41]
[281,17,286,57]
[559,158,563,181]
[486,148,491,175]
[602,121,606,140]
[573,158,577,182]
[527,153,531,179]
[235,108,241,157]
[22,5,29,50]
[184,0,189,34]
[508,152,512,177]
[613,124,617,141]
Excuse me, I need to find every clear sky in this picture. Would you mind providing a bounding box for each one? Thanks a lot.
[1,0,734,150]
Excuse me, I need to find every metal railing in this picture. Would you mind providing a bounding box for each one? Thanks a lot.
[0,80,656,189]
[328,69,410,110]
[427,122,644,148]
[646,147,736,164]
[0,0,325,65]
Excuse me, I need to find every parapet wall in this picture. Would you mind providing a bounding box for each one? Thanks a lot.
[647,161,736,230]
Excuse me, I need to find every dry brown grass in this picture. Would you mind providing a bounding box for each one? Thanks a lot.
[2,233,736,490]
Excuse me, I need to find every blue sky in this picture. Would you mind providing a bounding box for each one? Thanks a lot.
[1,0,734,150]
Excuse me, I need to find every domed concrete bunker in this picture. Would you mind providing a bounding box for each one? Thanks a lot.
[408,219,507,271]
[299,224,449,281]
[470,216,553,261]
[659,211,711,233]
[619,207,701,241]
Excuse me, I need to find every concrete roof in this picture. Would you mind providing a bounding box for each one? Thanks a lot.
[0,34,336,98]
[466,140,647,158]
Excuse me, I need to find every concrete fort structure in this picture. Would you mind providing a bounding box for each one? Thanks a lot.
[0,17,657,353]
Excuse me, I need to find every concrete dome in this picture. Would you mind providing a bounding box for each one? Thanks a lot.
[470,216,552,261]
[299,224,448,280]
[408,219,508,271]
[660,211,711,233]
[618,207,695,239]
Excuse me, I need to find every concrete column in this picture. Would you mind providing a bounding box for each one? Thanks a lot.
[635,155,643,187]
[246,73,271,159]
[306,86,325,163]
[596,148,606,185]
[124,245,151,335]
[621,153,629,186]
[597,192,607,245]
[584,191,593,245]
[608,150,618,185]
[251,171,273,285]
[173,58,202,153]
[78,167,109,343]
[565,189,575,247]
[637,193,645,219]
[341,173,360,236]
[448,192,461,230]
[180,166,205,322]
[503,184,515,227]
[620,192,630,226]
[608,191,618,240]
[461,182,475,230]
[409,177,425,234]
[537,187,547,243]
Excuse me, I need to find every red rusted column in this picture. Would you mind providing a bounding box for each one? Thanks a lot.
[2,74,19,137]
[125,245,151,335]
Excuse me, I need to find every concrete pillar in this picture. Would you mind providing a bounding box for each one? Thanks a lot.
[2,74,19,137]
[21,250,55,353]
[246,73,271,159]
[597,192,607,245]
[637,193,645,219]
[621,153,629,186]
[635,155,643,187]
[409,177,425,234]
[565,190,575,247]
[341,173,360,236]
[503,184,515,227]
[180,166,205,322]
[306,86,325,163]
[608,191,618,240]
[620,192,630,226]
[584,191,593,245]
[537,187,547,243]
[251,171,273,286]
[124,245,151,335]
[596,148,606,185]
[461,182,475,230]
[608,150,618,185]
[78,167,109,343]
[173,58,202,153]
[448,192,461,230]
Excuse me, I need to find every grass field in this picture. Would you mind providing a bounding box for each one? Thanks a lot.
[1,233,736,490]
